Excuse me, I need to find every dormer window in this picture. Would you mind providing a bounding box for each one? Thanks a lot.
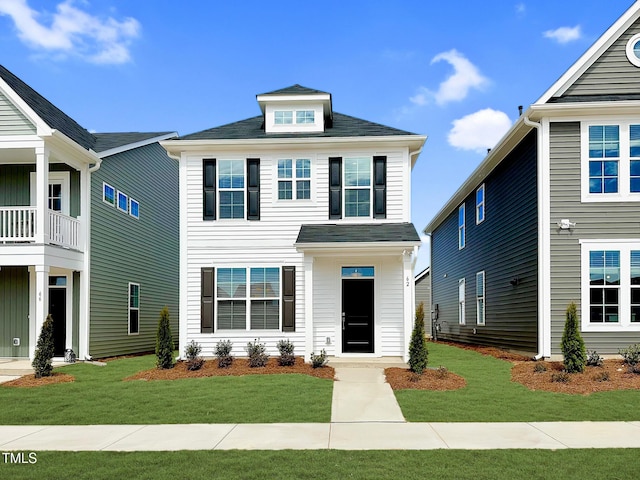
[274,111,293,125]
[296,110,315,124]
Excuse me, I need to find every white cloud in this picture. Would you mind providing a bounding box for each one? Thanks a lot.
[429,49,489,105]
[448,109,512,153]
[543,25,582,44]
[0,0,140,64]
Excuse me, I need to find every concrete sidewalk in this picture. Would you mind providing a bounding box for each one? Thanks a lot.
[2,422,640,451]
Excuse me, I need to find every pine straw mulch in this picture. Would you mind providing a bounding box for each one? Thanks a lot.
[384,367,466,391]
[2,372,75,388]
[124,356,335,382]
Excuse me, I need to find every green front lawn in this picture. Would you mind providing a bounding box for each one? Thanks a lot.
[2,450,637,480]
[0,355,332,424]
[396,342,640,422]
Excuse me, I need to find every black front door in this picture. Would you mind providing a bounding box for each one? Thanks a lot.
[48,288,66,357]
[342,279,374,353]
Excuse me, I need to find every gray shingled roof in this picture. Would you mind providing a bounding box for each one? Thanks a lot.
[180,112,416,140]
[296,223,420,244]
[0,64,96,150]
[259,85,329,96]
[93,132,175,153]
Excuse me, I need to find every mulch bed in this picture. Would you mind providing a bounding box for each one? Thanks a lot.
[124,357,335,381]
[434,340,532,362]
[2,372,75,388]
[385,367,466,391]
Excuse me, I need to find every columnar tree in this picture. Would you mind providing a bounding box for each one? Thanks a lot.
[32,314,55,378]
[156,306,175,369]
[561,302,586,373]
[408,302,429,374]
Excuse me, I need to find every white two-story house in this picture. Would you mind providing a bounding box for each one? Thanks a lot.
[162,85,426,361]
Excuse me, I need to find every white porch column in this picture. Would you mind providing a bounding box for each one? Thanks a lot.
[79,163,91,359]
[402,250,414,363]
[35,146,49,245]
[32,264,50,359]
[303,255,314,362]
[78,269,89,359]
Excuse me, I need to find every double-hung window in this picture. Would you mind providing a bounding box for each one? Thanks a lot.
[582,122,640,201]
[217,267,280,330]
[128,283,140,335]
[458,278,466,325]
[458,203,465,249]
[278,159,311,200]
[581,241,640,331]
[218,160,245,219]
[476,184,485,224]
[476,271,485,325]
[344,157,371,217]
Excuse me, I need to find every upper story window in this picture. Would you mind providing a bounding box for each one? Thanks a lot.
[296,110,315,124]
[344,157,371,217]
[458,203,465,249]
[581,122,640,202]
[117,191,128,213]
[103,183,116,206]
[626,33,640,67]
[129,198,140,219]
[274,110,315,126]
[274,111,293,125]
[476,184,485,224]
[278,159,311,200]
[218,160,245,219]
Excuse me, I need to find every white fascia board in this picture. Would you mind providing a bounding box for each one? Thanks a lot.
[48,130,100,168]
[424,114,532,234]
[257,93,332,115]
[415,266,430,282]
[98,132,178,159]
[536,3,640,104]
[530,101,640,118]
[0,78,52,135]
[294,241,421,254]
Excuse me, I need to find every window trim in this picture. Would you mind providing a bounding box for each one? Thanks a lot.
[476,184,485,225]
[458,203,466,249]
[476,271,485,325]
[103,182,116,207]
[458,278,466,325]
[277,158,312,201]
[626,33,640,67]
[580,239,640,332]
[117,190,128,213]
[129,198,139,219]
[343,156,373,219]
[215,266,282,331]
[581,121,640,202]
[217,159,246,220]
[128,282,140,335]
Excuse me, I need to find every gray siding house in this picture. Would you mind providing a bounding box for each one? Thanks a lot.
[425,2,640,357]
[0,65,178,359]
[414,267,432,338]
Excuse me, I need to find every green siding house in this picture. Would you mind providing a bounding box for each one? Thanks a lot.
[425,2,640,358]
[0,65,178,360]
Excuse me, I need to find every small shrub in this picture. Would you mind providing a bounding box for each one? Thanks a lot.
[32,314,55,378]
[408,302,429,374]
[586,350,603,367]
[533,362,547,373]
[276,339,296,366]
[561,302,586,373]
[184,340,204,371]
[408,372,421,383]
[619,343,640,366]
[592,371,610,382]
[628,363,640,375]
[551,371,570,383]
[310,349,328,368]
[246,339,269,367]
[155,306,175,369]
[435,365,448,379]
[214,340,233,368]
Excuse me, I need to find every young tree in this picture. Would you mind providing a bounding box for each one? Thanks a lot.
[156,306,175,369]
[32,314,55,378]
[408,302,429,374]
[561,301,586,373]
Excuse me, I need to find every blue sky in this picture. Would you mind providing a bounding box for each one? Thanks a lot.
[0,0,635,271]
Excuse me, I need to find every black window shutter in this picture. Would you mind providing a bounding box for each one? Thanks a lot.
[373,156,387,218]
[282,266,295,332]
[247,158,260,220]
[203,159,216,220]
[201,267,214,333]
[329,157,342,219]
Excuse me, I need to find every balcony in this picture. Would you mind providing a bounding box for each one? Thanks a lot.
[0,206,81,250]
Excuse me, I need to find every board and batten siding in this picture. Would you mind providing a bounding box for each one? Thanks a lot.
[184,146,411,356]
[430,132,538,353]
[549,122,640,354]
[561,18,640,98]
[0,90,35,136]
[0,266,29,357]
[89,142,179,358]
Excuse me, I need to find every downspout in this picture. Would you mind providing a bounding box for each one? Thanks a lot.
[83,153,101,361]
[523,116,544,361]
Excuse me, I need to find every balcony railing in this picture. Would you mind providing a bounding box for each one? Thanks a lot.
[0,207,81,249]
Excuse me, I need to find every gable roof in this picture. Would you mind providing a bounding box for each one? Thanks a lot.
[93,132,177,155]
[295,222,420,244]
[180,112,417,140]
[0,64,96,150]
[259,84,330,96]
[415,266,430,282]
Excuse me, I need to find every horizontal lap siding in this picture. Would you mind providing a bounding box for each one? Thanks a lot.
[185,147,410,356]
[378,257,404,356]
[563,19,640,97]
[89,143,179,358]
[415,275,432,337]
[431,132,538,353]
[549,122,640,354]
[0,91,35,135]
